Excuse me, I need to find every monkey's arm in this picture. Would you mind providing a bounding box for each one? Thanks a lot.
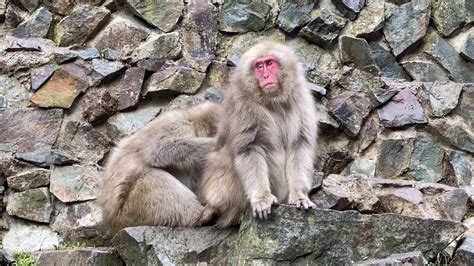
[143,137,215,169]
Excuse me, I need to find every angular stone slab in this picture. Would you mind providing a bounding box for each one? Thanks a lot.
[455,84,473,126]
[289,37,339,71]
[6,168,49,191]
[14,148,77,168]
[376,138,414,179]
[401,59,450,82]
[131,32,181,62]
[377,87,427,127]
[10,6,52,38]
[352,3,384,39]
[328,92,371,136]
[461,30,473,62]
[422,30,474,83]
[339,36,380,76]
[430,117,474,154]
[219,1,271,33]
[432,0,468,37]
[227,207,466,264]
[451,233,474,265]
[6,187,52,223]
[43,0,75,15]
[30,64,57,91]
[50,165,100,203]
[144,66,206,96]
[124,0,184,32]
[332,0,364,20]
[369,41,410,80]
[31,248,124,266]
[112,226,234,265]
[3,222,62,256]
[117,67,145,111]
[51,201,103,244]
[300,9,346,48]
[0,108,63,154]
[276,0,315,33]
[421,82,463,117]
[31,63,89,109]
[54,5,110,46]
[13,0,40,12]
[0,75,29,109]
[383,0,430,56]
[91,59,125,83]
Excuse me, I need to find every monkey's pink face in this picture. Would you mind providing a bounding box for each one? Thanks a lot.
[253,56,280,94]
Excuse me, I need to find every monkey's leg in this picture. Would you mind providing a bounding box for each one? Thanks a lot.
[143,137,214,169]
[285,143,316,209]
[118,169,207,228]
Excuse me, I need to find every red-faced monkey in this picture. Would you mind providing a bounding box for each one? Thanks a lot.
[97,102,220,234]
[200,41,318,228]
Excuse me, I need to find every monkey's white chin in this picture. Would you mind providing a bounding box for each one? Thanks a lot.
[262,84,279,95]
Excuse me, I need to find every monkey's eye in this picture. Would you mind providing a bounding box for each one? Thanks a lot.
[267,60,273,66]
[255,63,263,69]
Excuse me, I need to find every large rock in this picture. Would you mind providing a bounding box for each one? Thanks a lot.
[43,0,75,15]
[405,137,445,182]
[455,84,473,125]
[460,30,473,62]
[377,87,427,127]
[13,0,40,12]
[431,0,468,37]
[181,0,218,72]
[351,2,385,39]
[112,226,234,265]
[131,32,181,62]
[54,5,110,46]
[55,121,110,164]
[31,63,89,109]
[376,138,414,179]
[51,201,103,244]
[401,55,450,82]
[276,0,315,33]
[7,187,52,223]
[30,64,57,91]
[369,40,410,80]
[0,108,63,154]
[144,66,206,96]
[93,17,149,56]
[331,0,365,20]
[451,233,474,265]
[300,9,346,48]
[339,37,380,76]
[91,59,125,83]
[328,92,371,136]
[124,0,184,32]
[10,6,52,38]
[50,165,100,203]
[421,30,474,83]
[3,222,63,255]
[430,117,474,154]
[31,248,124,266]
[289,37,339,71]
[226,207,466,264]
[420,82,463,117]
[81,86,117,124]
[6,168,49,191]
[0,75,29,109]
[444,151,472,187]
[383,0,431,56]
[219,1,272,33]
[116,67,145,111]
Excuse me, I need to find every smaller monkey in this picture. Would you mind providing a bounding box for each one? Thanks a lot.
[200,41,318,228]
[97,102,220,235]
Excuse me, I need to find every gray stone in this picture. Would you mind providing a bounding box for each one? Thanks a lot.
[167,95,205,111]
[31,248,124,266]
[0,0,5,20]
[357,114,380,153]
[14,148,77,167]
[30,64,57,91]
[444,151,472,187]
[406,138,445,183]
[289,37,339,71]
[401,58,450,82]
[306,67,332,88]
[51,201,103,244]
[358,251,426,265]
[328,92,371,136]
[226,207,466,264]
[0,108,63,154]
[0,155,37,178]
[55,121,110,164]
[78,47,100,60]
[181,0,218,72]
[455,84,473,125]
[421,82,463,117]
[94,18,149,56]
[383,0,431,56]
[377,87,427,127]
[6,168,49,191]
[100,48,120,61]
[31,63,90,109]
[81,85,118,124]
[339,36,380,76]
[144,66,206,96]
[91,59,125,83]
[376,138,414,179]
[332,0,365,20]
[136,59,166,72]
[451,233,474,265]
[219,1,271,33]
[369,41,410,80]
[0,75,29,108]
[132,32,181,62]
[349,159,376,178]
[351,3,385,39]
[300,9,346,47]
[7,187,52,223]
[4,2,27,30]
[10,7,52,38]
[12,0,40,12]
[461,30,474,62]
[205,87,224,102]
[432,0,468,37]
[124,0,184,32]
[422,30,474,83]
[430,117,474,154]
[112,226,234,265]
[50,165,100,203]
[103,101,161,141]
[276,0,315,33]
[117,67,145,111]
[54,5,110,46]
[43,0,75,15]
[2,222,63,255]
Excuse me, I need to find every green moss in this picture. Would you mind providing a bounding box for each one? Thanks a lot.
[47,14,63,44]
[13,252,37,266]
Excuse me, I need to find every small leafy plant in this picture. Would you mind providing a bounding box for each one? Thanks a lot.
[13,252,36,266]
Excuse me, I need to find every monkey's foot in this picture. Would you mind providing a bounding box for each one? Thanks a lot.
[288,197,316,210]
[251,194,278,220]
[194,205,217,226]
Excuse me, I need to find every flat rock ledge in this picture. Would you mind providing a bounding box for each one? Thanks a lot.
[111,207,466,265]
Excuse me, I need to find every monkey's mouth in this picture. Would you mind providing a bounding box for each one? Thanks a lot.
[262,83,278,94]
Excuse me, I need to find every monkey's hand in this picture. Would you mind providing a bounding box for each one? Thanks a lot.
[288,196,316,210]
[251,194,278,220]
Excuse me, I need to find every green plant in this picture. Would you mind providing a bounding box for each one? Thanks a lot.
[13,252,36,266]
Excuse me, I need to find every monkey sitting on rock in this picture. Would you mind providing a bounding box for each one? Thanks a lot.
[200,41,319,228]
[97,102,220,234]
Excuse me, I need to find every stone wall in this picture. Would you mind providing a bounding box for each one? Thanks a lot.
[0,0,472,264]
